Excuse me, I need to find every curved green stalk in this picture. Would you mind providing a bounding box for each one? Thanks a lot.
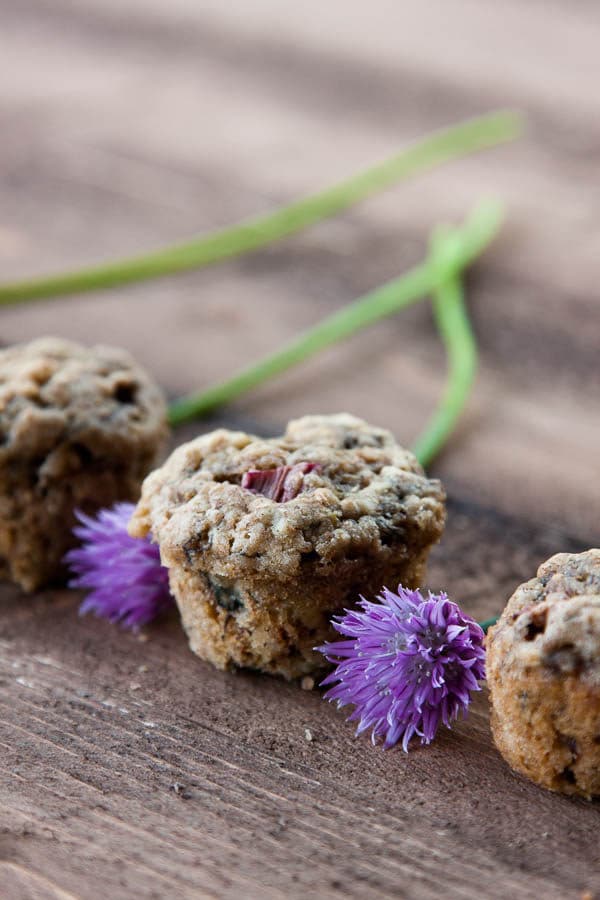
[168,199,502,427]
[411,228,478,468]
[0,111,520,306]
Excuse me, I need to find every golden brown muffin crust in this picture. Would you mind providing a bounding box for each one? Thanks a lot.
[0,337,168,591]
[487,549,600,798]
[131,414,446,678]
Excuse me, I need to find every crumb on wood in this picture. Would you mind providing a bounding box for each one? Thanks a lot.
[301,676,315,691]
[304,728,313,742]
[267,816,287,837]
[170,782,191,800]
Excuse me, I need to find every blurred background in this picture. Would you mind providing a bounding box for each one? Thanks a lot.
[1,0,599,544]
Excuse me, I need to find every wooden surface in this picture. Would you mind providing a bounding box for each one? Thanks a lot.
[1,1,600,897]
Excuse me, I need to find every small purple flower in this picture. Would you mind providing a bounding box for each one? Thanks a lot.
[317,585,486,751]
[65,502,173,630]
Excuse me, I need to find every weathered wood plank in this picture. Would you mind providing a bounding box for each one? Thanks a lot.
[0,498,597,899]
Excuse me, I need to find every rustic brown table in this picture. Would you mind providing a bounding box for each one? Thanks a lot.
[1,2,599,897]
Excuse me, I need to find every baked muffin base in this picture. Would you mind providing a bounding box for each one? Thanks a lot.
[171,552,431,679]
[0,462,155,592]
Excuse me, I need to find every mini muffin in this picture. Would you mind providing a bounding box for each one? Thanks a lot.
[0,337,168,591]
[487,549,600,798]
[129,413,446,678]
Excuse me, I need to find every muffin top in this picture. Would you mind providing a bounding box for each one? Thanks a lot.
[488,549,600,685]
[0,337,168,461]
[130,414,446,580]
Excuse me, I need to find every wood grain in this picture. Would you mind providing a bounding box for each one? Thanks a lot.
[1,1,599,897]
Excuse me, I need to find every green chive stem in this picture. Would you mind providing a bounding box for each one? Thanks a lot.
[412,227,479,468]
[0,111,520,306]
[168,199,502,427]
[479,617,499,634]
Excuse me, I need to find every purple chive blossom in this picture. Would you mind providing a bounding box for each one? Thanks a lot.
[317,586,486,751]
[242,462,320,502]
[64,502,173,630]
